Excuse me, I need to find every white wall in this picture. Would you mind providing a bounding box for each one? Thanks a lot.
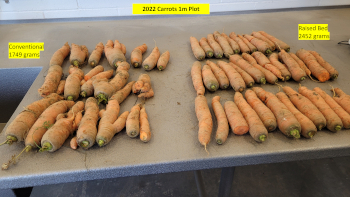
[0,0,349,20]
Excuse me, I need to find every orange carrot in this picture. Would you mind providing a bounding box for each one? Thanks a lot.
[84,65,104,81]
[190,37,206,60]
[314,87,350,129]
[217,60,245,92]
[282,86,326,130]
[143,46,160,71]
[64,65,84,101]
[88,42,104,67]
[238,34,257,53]
[49,42,70,67]
[221,33,240,54]
[299,86,342,132]
[70,43,88,67]
[199,37,214,58]
[207,34,223,58]
[223,101,249,135]
[229,32,250,53]
[278,49,306,81]
[202,64,219,92]
[251,51,270,66]
[109,61,130,91]
[70,136,78,150]
[229,62,255,87]
[56,80,65,95]
[126,104,141,138]
[229,54,266,84]
[289,52,311,76]
[245,90,277,132]
[276,92,317,138]
[121,43,126,55]
[258,31,290,52]
[242,53,278,84]
[267,52,291,81]
[131,44,147,68]
[296,49,330,82]
[251,31,276,51]
[132,74,154,99]
[96,99,120,145]
[195,95,213,149]
[138,89,154,99]
[104,40,126,68]
[191,61,205,95]
[253,87,301,138]
[206,60,229,89]
[157,50,170,71]
[80,69,114,98]
[38,65,63,97]
[110,81,136,104]
[80,79,86,86]
[140,106,151,142]
[332,88,350,115]
[211,96,229,144]
[99,109,105,119]
[213,31,234,58]
[243,34,272,54]
[309,51,338,79]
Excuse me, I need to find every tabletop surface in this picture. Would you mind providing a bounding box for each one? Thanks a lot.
[1,7,350,189]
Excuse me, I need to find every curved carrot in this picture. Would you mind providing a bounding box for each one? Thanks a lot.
[207,34,223,58]
[333,88,350,114]
[140,106,151,142]
[70,43,88,67]
[84,65,104,81]
[49,42,70,67]
[206,60,229,89]
[229,32,250,53]
[131,43,147,68]
[126,104,141,138]
[70,136,78,150]
[278,50,306,81]
[56,80,65,95]
[217,60,245,92]
[88,42,104,67]
[229,62,255,87]
[221,33,240,54]
[251,32,275,51]
[243,34,272,54]
[110,81,135,104]
[190,36,205,60]
[64,66,84,101]
[38,65,63,97]
[195,95,213,148]
[142,46,160,71]
[268,53,291,81]
[157,50,170,71]
[212,96,229,144]
[258,31,290,52]
[238,34,257,53]
[213,31,234,58]
[309,51,338,79]
[202,64,219,92]
[224,101,249,135]
[199,37,214,58]
[289,52,311,76]
[104,40,126,68]
[229,54,266,84]
[191,61,205,95]
[296,49,330,82]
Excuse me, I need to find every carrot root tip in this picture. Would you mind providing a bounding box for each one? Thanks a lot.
[335,125,342,132]
[259,135,266,142]
[39,142,52,152]
[80,91,87,98]
[80,140,90,148]
[290,129,300,139]
[98,140,105,147]
[216,139,223,145]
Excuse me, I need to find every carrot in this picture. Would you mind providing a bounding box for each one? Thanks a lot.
[267,52,291,81]
[332,88,350,115]
[299,86,342,132]
[49,42,70,67]
[126,104,141,138]
[70,136,78,150]
[38,65,63,97]
[104,40,126,68]
[234,92,267,142]
[213,31,234,58]
[191,61,205,95]
[64,66,84,101]
[251,51,270,66]
[56,80,65,95]
[3,93,63,145]
[238,35,257,53]
[80,70,114,98]
[40,101,85,152]
[282,86,326,130]
[88,42,104,67]
[96,111,129,147]
[212,96,229,144]
[229,54,266,84]
[80,79,86,86]
[132,74,154,99]
[139,106,151,142]
[278,49,306,81]
[190,37,206,60]
[224,101,249,135]
[206,60,229,89]
[195,95,213,149]
[296,49,330,82]
[157,50,170,71]
[314,87,350,129]
[131,44,147,68]
[199,37,214,58]
[109,61,130,91]
[138,89,154,99]
[309,51,339,79]
[24,100,75,151]
[110,81,136,104]
[245,90,277,132]
[70,43,88,67]
[242,53,278,84]
[253,87,301,138]
[56,113,66,121]
[142,46,160,71]
[121,43,126,55]
[229,62,255,87]
[243,34,272,54]
[289,52,311,77]
[251,31,276,51]
[229,32,250,53]
[84,65,104,81]
[99,109,105,119]
[276,92,317,138]
[258,31,290,52]
[202,64,219,92]
[207,34,224,58]
[221,33,240,54]
[217,60,245,92]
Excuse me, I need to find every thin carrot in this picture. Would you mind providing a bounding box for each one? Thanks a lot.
[121,43,126,55]
[157,50,170,71]
[88,42,104,67]
[258,31,290,52]
[229,32,250,54]
[202,64,219,92]
[213,31,234,58]
[229,54,266,84]
[131,44,148,68]
[84,65,104,81]
[64,66,84,101]
[104,40,126,68]
[309,51,339,79]
[207,34,224,58]
[289,52,311,77]
[296,49,330,82]
[238,34,257,53]
[143,45,160,71]
[38,65,63,97]
[99,109,105,119]
[332,88,350,114]
[126,104,141,138]
[229,62,255,87]
[224,101,249,135]
[267,52,292,81]
[56,80,65,95]
[139,106,151,142]
[242,53,278,84]
[110,81,135,104]
[199,37,214,58]
[195,95,213,150]
[70,136,78,150]
[217,60,245,92]
[190,37,206,60]
[206,60,229,89]
[191,61,205,95]
[221,33,240,54]
[243,34,272,54]
[211,96,229,144]
[251,31,276,51]
[80,69,114,98]
[278,49,306,82]
[49,42,70,67]
[70,43,88,67]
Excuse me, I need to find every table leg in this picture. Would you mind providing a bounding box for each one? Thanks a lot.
[194,170,207,197]
[218,167,235,197]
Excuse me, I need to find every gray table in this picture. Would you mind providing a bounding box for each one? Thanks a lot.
[1,6,350,193]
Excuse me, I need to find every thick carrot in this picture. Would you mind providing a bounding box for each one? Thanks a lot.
[70,136,78,150]
[143,46,160,71]
[282,86,326,130]
[109,61,130,91]
[70,43,88,67]
[224,101,249,135]
[88,42,104,67]
[234,92,268,142]
[258,31,290,52]
[139,106,151,142]
[229,32,250,54]
[251,51,270,66]
[157,50,170,71]
[195,95,213,148]
[229,62,255,87]
[314,87,350,129]
[199,37,214,58]
[56,80,65,95]
[309,51,339,79]
[333,88,350,115]
[80,70,114,98]
[84,65,104,81]
[245,90,277,132]
[191,61,205,95]
[253,87,301,138]
[110,81,135,104]
[126,104,141,138]
[296,49,330,82]
[206,60,229,89]
[132,74,152,94]
[207,34,223,58]
[64,66,84,101]
[96,99,120,146]
[251,31,276,51]
[38,65,63,97]
[96,111,129,147]
[238,34,257,53]
[213,31,234,58]
[276,92,317,138]
[40,101,85,152]
[243,34,272,54]
[217,60,245,92]
[104,40,126,68]
[278,49,306,81]
[49,42,70,67]
[190,37,205,60]
[221,33,240,54]
[131,44,147,68]
[211,96,229,144]
[289,52,311,76]
[242,53,278,84]
[93,78,114,104]
[268,52,291,81]
[299,86,342,132]
[229,54,266,84]
[202,64,219,92]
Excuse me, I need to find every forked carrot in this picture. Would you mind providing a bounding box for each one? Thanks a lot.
[70,43,88,67]
[157,50,170,71]
[229,54,266,84]
[224,101,249,135]
[202,65,219,92]
[296,49,330,82]
[207,34,223,58]
[206,60,229,89]
[143,45,160,71]
[213,31,234,58]
[49,42,70,67]
[229,62,255,87]
[309,51,338,79]
[38,65,63,97]
[131,44,147,68]
[88,42,104,67]
[212,96,229,144]
[199,37,214,58]
[104,40,126,68]
[217,60,245,92]
[190,36,206,60]
[195,95,213,150]
[191,61,205,95]
[139,106,151,142]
